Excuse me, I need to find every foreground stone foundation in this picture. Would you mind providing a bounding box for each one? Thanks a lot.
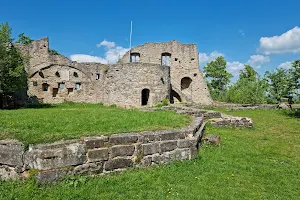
[0,117,205,182]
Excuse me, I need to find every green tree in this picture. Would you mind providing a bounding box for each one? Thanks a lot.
[264,68,293,103]
[0,22,27,108]
[17,33,33,45]
[203,56,233,100]
[289,60,300,101]
[227,65,267,104]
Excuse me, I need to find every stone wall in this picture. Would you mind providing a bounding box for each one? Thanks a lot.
[18,38,170,107]
[0,117,205,182]
[119,41,212,105]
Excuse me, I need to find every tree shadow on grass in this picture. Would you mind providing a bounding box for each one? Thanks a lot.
[282,109,300,118]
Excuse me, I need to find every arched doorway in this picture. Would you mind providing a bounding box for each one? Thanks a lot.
[170,90,182,104]
[181,77,192,90]
[141,89,150,106]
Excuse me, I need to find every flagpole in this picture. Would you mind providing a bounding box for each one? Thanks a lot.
[129,21,132,62]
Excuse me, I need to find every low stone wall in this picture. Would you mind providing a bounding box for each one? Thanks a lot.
[0,117,205,182]
[209,115,253,128]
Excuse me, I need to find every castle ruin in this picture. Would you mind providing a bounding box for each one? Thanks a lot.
[20,38,212,107]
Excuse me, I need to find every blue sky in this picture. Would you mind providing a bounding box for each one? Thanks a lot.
[1,0,300,78]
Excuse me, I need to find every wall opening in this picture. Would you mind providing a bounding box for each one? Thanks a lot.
[58,83,65,89]
[130,53,140,63]
[42,83,49,91]
[161,53,171,66]
[68,88,74,94]
[170,90,182,104]
[55,71,60,77]
[181,77,192,90]
[96,73,100,80]
[39,72,45,78]
[75,83,81,89]
[73,72,78,78]
[33,81,38,86]
[141,88,150,106]
[52,88,58,97]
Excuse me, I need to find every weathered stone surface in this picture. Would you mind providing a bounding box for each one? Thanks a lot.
[109,133,138,145]
[202,135,220,145]
[160,141,177,152]
[83,136,109,149]
[104,158,133,171]
[140,156,152,166]
[160,130,186,141]
[36,168,71,183]
[0,140,24,167]
[73,162,103,175]
[0,165,19,180]
[87,148,109,162]
[169,148,190,161]
[110,145,135,158]
[138,131,160,143]
[177,138,197,148]
[142,143,159,155]
[25,140,86,170]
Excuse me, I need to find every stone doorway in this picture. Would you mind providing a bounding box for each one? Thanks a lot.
[170,90,182,104]
[141,89,150,106]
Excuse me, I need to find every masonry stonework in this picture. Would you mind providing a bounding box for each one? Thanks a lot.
[0,117,205,182]
[18,38,212,107]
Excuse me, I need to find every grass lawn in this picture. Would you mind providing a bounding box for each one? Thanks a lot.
[0,103,190,145]
[0,109,299,200]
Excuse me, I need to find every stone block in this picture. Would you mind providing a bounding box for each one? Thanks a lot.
[160,141,177,152]
[87,148,109,162]
[83,136,109,149]
[202,135,220,145]
[35,168,71,183]
[25,140,86,170]
[0,165,19,180]
[142,143,159,155]
[0,140,24,167]
[169,148,190,161]
[109,133,138,145]
[140,155,152,166]
[159,130,186,141]
[110,145,135,158]
[177,138,197,148]
[138,131,160,143]
[104,158,133,171]
[73,162,104,175]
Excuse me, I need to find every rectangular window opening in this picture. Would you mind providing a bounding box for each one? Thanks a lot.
[58,83,65,89]
[68,88,74,94]
[75,83,81,89]
[96,73,100,80]
[52,88,58,97]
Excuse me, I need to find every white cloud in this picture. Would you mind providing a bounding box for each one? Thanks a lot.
[96,40,116,49]
[259,26,300,54]
[247,55,270,68]
[278,61,292,70]
[227,61,245,76]
[104,46,129,64]
[70,54,107,64]
[71,40,129,64]
[239,30,245,38]
[199,51,224,65]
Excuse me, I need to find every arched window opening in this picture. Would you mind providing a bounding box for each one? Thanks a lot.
[141,88,150,106]
[130,53,140,63]
[181,77,192,90]
[161,53,171,66]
